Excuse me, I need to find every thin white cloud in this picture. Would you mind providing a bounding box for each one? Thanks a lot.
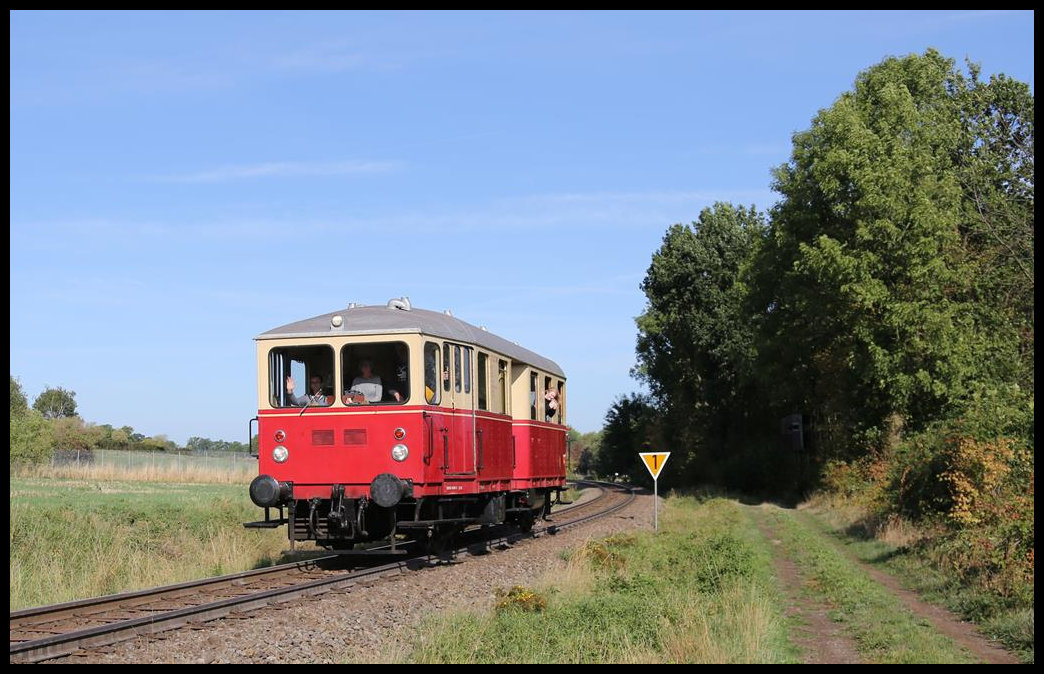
[514,190,772,206]
[10,188,779,256]
[269,39,428,73]
[743,143,791,156]
[941,10,1019,22]
[153,160,402,183]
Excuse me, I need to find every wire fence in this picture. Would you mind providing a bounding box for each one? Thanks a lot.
[45,448,257,483]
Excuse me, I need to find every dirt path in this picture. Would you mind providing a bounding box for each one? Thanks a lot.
[753,515,863,664]
[753,505,1020,664]
[793,511,1021,665]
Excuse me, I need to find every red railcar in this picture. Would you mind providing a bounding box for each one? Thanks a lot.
[245,298,567,550]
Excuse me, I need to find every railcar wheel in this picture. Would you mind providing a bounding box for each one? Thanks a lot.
[516,512,535,533]
[421,523,460,556]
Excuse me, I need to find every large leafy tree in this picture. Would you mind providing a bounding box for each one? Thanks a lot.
[10,376,53,464]
[33,386,78,420]
[635,203,765,483]
[952,64,1034,396]
[751,49,1033,459]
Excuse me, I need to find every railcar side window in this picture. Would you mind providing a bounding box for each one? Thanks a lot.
[529,371,538,420]
[340,341,409,405]
[443,343,451,392]
[268,345,335,408]
[463,346,472,395]
[544,375,556,422]
[477,352,488,411]
[453,345,462,393]
[496,359,508,414]
[424,342,441,404]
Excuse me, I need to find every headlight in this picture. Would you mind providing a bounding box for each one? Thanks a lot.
[391,444,409,462]
[272,445,289,463]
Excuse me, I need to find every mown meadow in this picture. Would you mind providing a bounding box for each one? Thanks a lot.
[10,451,287,611]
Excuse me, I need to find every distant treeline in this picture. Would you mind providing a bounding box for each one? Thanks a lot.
[10,376,255,462]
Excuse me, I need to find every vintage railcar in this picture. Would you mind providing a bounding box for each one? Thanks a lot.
[245,297,567,551]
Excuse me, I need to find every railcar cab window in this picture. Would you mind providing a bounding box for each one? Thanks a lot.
[341,341,409,405]
[269,345,334,408]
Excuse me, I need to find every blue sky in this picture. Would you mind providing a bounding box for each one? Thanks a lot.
[10,10,1034,445]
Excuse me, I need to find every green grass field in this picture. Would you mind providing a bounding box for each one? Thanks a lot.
[10,456,287,611]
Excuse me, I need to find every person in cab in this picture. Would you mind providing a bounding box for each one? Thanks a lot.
[286,374,333,406]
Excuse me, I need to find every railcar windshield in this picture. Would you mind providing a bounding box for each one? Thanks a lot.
[341,341,410,405]
[268,345,335,408]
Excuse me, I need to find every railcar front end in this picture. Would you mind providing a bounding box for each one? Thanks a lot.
[244,299,567,551]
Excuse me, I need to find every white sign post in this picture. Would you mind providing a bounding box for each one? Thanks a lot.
[639,452,670,531]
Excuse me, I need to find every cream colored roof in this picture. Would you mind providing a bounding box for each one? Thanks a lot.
[257,303,565,377]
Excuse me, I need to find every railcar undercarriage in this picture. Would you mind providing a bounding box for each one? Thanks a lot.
[245,483,559,552]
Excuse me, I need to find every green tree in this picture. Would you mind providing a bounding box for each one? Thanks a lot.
[595,394,660,487]
[951,64,1034,410]
[635,203,765,484]
[10,411,54,464]
[10,376,54,464]
[186,436,213,453]
[751,49,1033,461]
[32,386,78,420]
[51,417,106,452]
[11,375,29,417]
[571,430,602,476]
[141,434,177,452]
[109,427,130,449]
[576,447,595,474]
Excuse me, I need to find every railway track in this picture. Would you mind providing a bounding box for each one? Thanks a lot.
[10,480,634,663]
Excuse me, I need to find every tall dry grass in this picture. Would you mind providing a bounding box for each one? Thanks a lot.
[9,449,286,611]
[13,449,257,484]
[400,496,794,663]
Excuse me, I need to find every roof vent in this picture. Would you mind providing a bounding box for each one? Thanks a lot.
[387,296,411,311]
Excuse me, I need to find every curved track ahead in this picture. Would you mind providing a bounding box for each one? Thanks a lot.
[10,480,635,663]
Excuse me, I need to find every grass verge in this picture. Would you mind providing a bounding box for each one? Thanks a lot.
[399,496,798,663]
[797,496,1034,663]
[760,504,978,663]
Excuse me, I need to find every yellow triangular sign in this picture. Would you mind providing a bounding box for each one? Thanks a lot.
[639,452,670,480]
